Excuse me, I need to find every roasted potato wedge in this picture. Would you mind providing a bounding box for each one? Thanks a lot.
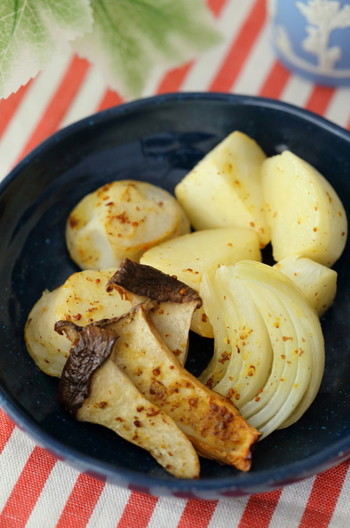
[274,255,337,316]
[66,180,190,270]
[262,151,347,266]
[25,261,201,376]
[175,131,270,246]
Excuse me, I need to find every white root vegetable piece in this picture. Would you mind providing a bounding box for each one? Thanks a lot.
[262,151,347,266]
[198,272,233,387]
[106,259,201,365]
[274,255,337,316]
[199,270,273,405]
[140,227,261,337]
[175,131,270,246]
[24,269,131,377]
[93,304,260,471]
[151,302,198,365]
[57,323,200,479]
[66,180,190,270]
[199,261,325,439]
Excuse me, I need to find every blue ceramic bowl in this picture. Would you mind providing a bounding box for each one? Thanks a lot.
[1,93,350,499]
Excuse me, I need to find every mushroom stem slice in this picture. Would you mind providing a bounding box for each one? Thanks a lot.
[148,301,198,364]
[107,259,201,365]
[57,322,200,479]
[95,305,260,472]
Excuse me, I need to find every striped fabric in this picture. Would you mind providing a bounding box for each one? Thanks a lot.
[1,0,350,526]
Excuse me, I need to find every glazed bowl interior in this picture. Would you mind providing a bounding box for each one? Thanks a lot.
[1,93,350,498]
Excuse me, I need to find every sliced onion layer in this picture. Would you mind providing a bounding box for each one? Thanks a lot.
[200,260,325,439]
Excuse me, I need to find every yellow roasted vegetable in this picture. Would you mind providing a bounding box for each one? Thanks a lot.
[66,180,190,270]
[25,261,201,377]
[262,151,347,266]
[175,131,270,246]
[274,255,337,316]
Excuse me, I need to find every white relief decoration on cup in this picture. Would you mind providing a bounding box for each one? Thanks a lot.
[267,0,277,17]
[274,0,350,77]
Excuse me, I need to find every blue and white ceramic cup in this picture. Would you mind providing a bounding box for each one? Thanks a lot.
[268,0,350,86]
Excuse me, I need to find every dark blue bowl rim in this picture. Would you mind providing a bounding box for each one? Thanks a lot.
[1,91,350,495]
[2,91,350,194]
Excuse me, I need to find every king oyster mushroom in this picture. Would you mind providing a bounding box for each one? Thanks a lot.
[24,268,131,377]
[25,261,201,377]
[57,321,200,479]
[61,301,260,472]
[106,258,202,364]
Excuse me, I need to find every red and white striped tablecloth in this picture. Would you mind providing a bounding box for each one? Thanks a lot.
[1,1,350,526]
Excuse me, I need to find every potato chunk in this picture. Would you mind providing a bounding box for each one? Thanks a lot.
[141,227,261,337]
[24,269,131,377]
[66,180,190,270]
[262,151,347,266]
[274,255,337,316]
[175,131,270,246]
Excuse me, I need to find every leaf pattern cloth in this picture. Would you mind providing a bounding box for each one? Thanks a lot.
[0,0,93,98]
[0,0,221,99]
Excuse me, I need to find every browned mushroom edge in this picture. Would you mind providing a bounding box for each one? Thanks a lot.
[106,258,202,307]
[55,322,118,417]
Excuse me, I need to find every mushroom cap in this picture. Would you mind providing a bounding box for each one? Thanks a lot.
[107,258,202,306]
[57,323,118,416]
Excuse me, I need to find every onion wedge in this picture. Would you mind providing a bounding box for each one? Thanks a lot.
[199,261,325,439]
